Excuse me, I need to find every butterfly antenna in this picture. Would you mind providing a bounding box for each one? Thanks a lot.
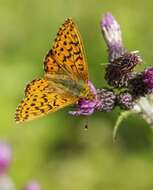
[100,62,109,66]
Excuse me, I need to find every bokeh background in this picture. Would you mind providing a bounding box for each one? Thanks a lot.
[1,0,153,189]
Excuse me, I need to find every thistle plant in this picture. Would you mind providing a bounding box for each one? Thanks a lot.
[101,12,153,139]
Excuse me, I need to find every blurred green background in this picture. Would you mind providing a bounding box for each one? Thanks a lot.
[1,0,153,189]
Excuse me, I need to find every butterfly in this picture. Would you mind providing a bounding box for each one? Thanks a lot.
[15,19,95,123]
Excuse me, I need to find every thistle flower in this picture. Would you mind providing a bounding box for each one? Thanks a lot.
[101,13,142,88]
[101,12,153,136]
[96,89,116,112]
[69,81,98,116]
[105,51,141,88]
[69,81,116,116]
[101,12,126,62]
[128,67,153,98]
[24,181,41,190]
[117,91,134,110]
[128,74,147,97]
[0,143,12,175]
[142,67,153,93]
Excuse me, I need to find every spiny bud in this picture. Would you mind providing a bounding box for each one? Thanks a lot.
[105,52,142,88]
[129,74,147,98]
[142,67,153,92]
[129,67,153,98]
[96,89,116,112]
[117,91,134,110]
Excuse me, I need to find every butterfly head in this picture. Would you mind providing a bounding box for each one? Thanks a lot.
[78,80,96,100]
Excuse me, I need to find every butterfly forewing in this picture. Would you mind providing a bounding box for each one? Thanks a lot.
[44,50,66,75]
[51,19,89,81]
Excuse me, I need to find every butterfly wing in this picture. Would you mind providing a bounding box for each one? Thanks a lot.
[44,19,89,82]
[44,50,66,75]
[15,78,78,123]
[43,19,93,98]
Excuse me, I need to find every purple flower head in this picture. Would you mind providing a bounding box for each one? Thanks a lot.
[128,74,146,98]
[117,51,142,70]
[142,67,153,91]
[129,67,153,98]
[69,81,116,116]
[101,13,122,46]
[69,81,97,116]
[24,181,41,190]
[0,143,12,175]
[101,12,126,62]
[105,51,142,88]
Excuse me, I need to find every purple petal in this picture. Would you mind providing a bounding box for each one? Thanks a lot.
[69,81,98,116]
[87,80,97,96]
[102,13,114,27]
[101,13,122,47]
[142,67,153,89]
[69,108,94,116]
[79,100,96,109]
[101,12,125,62]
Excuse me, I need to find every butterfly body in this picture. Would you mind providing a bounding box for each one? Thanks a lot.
[46,73,91,97]
[15,19,94,123]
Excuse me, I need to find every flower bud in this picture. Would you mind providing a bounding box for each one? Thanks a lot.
[117,91,134,110]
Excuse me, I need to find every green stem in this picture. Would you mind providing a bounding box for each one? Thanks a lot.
[113,111,132,143]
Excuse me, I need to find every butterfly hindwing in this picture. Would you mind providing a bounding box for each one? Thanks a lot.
[15,78,78,123]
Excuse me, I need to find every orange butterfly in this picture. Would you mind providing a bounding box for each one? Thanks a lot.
[15,19,95,123]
